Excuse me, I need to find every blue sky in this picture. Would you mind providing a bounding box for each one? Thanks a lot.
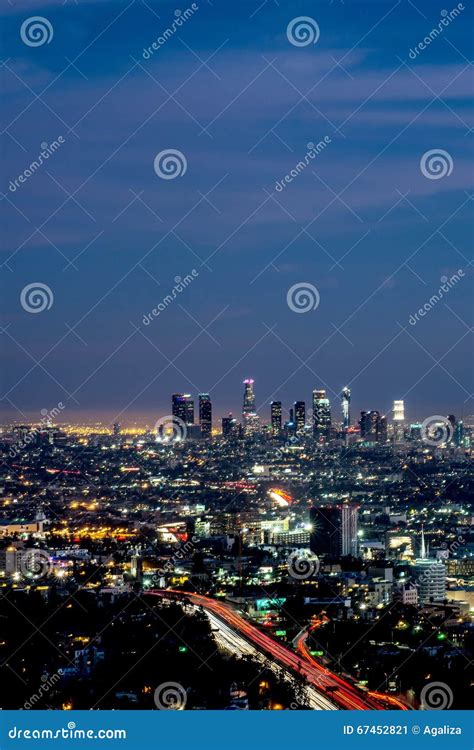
[1,0,473,424]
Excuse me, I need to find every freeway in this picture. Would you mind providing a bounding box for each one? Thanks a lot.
[296,617,409,711]
[149,590,405,710]
[205,610,337,710]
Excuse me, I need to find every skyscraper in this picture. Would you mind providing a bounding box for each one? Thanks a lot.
[199,394,212,437]
[242,379,255,414]
[360,410,386,442]
[393,400,405,422]
[172,394,194,425]
[309,505,358,559]
[271,401,282,437]
[312,390,331,439]
[242,379,259,435]
[294,401,306,435]
[222,413,237,436]
[393,400,405,442]
[341,387,351,430]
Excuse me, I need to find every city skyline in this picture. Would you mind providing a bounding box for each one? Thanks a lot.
[0,0,472,723]
[1,0,472,423]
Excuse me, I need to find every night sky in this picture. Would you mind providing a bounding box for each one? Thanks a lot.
[1,0,473,425]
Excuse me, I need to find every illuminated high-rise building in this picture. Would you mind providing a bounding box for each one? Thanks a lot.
[294,401,306,435]
[393,400,405,442]
[393,400,405,422]
[242,379,255,414]
[412,528,446,604]
[199,394,212,436]
[242,379,259,435]
[341,387,351,430]
[222,413,237,436]
[172,394,194,425]
[271,401,282,436]
[309,505,358,559]
[312,389,331,439]
[360,410,386,442]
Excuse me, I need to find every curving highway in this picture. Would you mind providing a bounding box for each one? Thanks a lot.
[149,590,407,710]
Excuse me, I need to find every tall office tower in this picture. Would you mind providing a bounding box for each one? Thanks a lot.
[393,399,405,441]
[312,389,331,439]
[359,410,385,442]
[242,378,259,435]
[393,400,405,422]
[222,413,237,436]
[309,505,358,559]
[377,415,388,443]
[172,394,194,424]
[454,420,464,447]
[271,401,282,436]
[113,422,121,436]
[242,378,255,414]
[199,394,212,436]
[294,401,306,435]
[341,387,351,430]
[340,505,359,556]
